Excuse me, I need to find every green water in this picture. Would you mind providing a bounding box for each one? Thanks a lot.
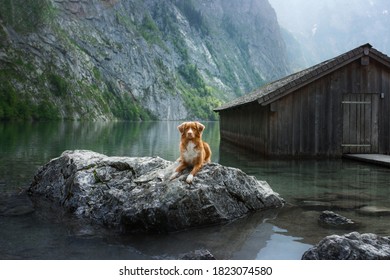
[1,121,389,259]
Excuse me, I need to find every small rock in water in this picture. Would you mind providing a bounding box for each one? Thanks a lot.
[179,249,216,260]
[302,232,390,260]
[318,211,359,230]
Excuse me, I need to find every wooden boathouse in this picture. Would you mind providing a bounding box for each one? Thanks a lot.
[214,43,390,157]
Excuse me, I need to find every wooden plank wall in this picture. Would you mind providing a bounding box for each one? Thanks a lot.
[266,76,339,156]
[379,64,390,154]
[219,58,390,157]
[341,93,379,154]
[220,102,269,154]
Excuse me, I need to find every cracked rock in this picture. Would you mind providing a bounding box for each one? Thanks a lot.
[302,232,390,260]
[28,150,284,232]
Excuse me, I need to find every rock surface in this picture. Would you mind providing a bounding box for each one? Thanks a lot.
[318,211,359,230]
[302,232,390,260]
[28,150,284,232]
[179,249,216,260]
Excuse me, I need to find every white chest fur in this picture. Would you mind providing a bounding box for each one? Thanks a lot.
[183,141,199,164]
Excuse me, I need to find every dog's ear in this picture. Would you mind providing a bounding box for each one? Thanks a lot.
[196,122,205,133]
[177,122,187,134]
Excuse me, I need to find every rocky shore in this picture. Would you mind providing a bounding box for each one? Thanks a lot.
[28,150,284,233]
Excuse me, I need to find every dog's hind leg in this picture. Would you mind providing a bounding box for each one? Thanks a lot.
[203,142,212,163]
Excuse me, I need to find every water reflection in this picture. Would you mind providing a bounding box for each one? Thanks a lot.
[255,227,312,260]
[220,139,390,245]
[1,121,390,259]
[0,121,220,192]
[112,209,303,260]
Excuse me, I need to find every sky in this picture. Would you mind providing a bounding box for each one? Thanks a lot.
[269,0,390,34]
[269,0,390,64]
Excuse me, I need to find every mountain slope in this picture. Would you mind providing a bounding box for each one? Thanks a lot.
[0,0,290,121]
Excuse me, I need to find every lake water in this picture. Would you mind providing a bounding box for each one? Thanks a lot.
[1,121,390,259]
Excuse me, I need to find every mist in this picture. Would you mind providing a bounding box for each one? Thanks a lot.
[269,0,390,68]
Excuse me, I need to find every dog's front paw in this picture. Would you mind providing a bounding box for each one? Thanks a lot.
[169,172,179,181]
[186,174,194,184]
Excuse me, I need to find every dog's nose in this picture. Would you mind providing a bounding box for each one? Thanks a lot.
[187,128,194,138]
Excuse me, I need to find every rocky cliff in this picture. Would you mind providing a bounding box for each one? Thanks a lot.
[0,0,289,121]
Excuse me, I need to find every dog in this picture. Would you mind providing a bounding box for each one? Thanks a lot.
[169,121,211,184]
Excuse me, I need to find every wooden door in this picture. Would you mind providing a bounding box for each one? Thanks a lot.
[342,93,379,154]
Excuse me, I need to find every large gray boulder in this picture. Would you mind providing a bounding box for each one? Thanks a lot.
[29,150,284,232]
[302,232,390,260]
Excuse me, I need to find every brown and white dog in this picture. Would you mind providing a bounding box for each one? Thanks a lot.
[170,121,211,184]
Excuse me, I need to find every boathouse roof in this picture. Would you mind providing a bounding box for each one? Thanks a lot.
[214,43,390,111]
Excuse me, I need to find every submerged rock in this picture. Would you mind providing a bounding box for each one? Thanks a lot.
[295,191,374,212]
[28,150,284,232]
[179,249,216,260]
[357,206,390,216]
[297,200,333,211]
[0,192,34,216]
[318,211,359,230]
[302,232,390,260]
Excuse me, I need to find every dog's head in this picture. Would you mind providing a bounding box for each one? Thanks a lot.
[178,121,205,140]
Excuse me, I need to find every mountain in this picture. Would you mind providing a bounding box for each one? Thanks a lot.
[270,0,390,68]
[0,0,290,121]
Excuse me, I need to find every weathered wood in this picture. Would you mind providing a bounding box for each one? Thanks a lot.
[371,94,379,153]
[219,49,390,157]
[341,93,379,154]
